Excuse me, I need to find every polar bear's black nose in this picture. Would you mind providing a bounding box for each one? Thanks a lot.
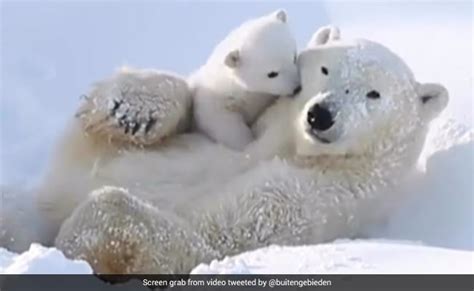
[307,103,334,131]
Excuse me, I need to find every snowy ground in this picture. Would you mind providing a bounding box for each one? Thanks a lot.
[1,1,473,275]
[192,241,474,275]
[1,240,472,275]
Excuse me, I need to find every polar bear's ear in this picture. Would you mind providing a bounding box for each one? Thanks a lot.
[307,25,340,48]
[417,82,449,120]
[224,50,240,68]
[273,9,287,23]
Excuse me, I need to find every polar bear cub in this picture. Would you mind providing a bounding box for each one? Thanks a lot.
[190,10,301,150]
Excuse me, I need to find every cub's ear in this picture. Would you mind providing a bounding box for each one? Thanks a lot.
[272,9,287,23]
[307,25,340,48]
[417,82,449,121]
[224,50,240,68]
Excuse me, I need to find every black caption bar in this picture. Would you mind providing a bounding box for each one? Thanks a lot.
[0,275,473,291]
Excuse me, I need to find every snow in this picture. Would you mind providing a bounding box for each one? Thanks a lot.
[1,240,472,275]
[1,1,473,275]
[192,240,474,274]
[376,122,474,251]
[0,243,92,274]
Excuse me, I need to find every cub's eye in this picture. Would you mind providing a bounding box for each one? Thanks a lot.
[366,90,381,99]
[267,71,279,78]
[321,66,329,75]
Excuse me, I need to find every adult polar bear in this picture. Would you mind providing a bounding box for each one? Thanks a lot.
[53,30,448,274]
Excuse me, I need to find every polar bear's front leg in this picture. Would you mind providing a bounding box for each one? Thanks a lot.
[55,186,211,274]
[77,68,192,146]
[196,163,361,257]
[195,165,318,257]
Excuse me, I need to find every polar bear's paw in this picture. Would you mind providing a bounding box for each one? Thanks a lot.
[55,187,163,274]
[55,186,209,274]
[76,68,192,146]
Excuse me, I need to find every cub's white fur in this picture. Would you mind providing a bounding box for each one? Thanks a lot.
[190,10,300,150]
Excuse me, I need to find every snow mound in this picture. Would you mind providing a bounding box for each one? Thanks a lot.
[0,243,92,274]
[378,131,474,250]
[192,240,474,274]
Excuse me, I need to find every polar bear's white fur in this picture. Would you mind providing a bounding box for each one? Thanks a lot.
[52,29,448,274]
[34,68,193,245]
[190,10,301,150]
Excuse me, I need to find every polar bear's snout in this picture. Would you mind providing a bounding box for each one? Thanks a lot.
[298,91,343,145]
[304,97,343,144]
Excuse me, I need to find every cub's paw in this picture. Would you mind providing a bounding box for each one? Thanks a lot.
[77,68,192,146]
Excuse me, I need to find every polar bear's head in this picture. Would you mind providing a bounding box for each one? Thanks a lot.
[294,28,448,159]
[222,10,301,96]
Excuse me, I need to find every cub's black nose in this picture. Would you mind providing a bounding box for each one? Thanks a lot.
[292,85,302,96]
[307,103,334,131]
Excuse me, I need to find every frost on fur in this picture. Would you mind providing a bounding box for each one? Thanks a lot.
[77,68,192,146]
[53,32,448,274]
[56,187,216,274]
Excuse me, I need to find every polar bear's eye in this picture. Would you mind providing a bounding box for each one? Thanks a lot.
[293,53,297,64]
[366,90,381,99]
[267,71,279,78]
[321,67,329,75]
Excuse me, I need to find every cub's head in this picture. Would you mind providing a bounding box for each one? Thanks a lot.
[224,10,301,96]
[294,27,448,158]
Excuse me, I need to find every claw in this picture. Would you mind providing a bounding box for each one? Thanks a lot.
[111,100,123,116]
[124,122,130,134]
[117,111,128,133]
[144,118,157,134]
[131,123,140,135]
